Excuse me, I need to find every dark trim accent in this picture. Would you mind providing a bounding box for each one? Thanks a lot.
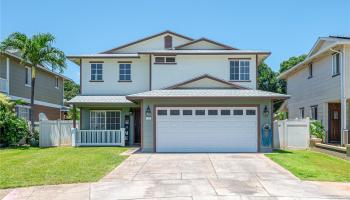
[174,37,238,50]
[118,61,132,63]
[153,104,260,153]
[101,30,194,53]
[332,73,340,78]
[256,54,259,89]
[79,58,82,94]
[118,80,132,82]
[154,62,177,65]
[89,80,104,82]
[149,54,152,90]
[164,74,250,89]
[153,54,177,56]
[89,61,104,63]
[139,52,271,56]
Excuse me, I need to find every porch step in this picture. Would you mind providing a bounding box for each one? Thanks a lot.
[315,143,346,153]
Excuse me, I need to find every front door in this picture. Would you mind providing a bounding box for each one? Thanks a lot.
[328,103,341,143]
[134,108,141,144]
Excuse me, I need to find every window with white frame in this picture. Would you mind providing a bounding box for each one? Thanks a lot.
[25,66,32,86]
[230,60,250,81]
[332,53,340,76]
[90,111,120,130]
[91,63,103,81]
[119,63,131,81]
[16,105,30,121]
[154,56,176,64]
[308,63,313,78]
[311,105,318,120]
[55,77,59,88]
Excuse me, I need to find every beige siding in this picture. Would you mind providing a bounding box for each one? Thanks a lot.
[9,57,64,105]
[0,55,7,78]
[287,54,341,128]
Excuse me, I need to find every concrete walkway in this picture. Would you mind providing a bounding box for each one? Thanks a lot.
[2,153,350,199]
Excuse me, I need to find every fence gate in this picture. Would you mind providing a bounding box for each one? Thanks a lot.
[273,118,310,149]
[39,120,76,147]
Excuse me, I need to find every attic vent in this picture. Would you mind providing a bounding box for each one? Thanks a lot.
[164,35,172,49]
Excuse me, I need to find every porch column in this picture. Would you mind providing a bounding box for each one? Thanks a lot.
[341,46,348,145]
[6,57,10,93]
[72,105,76,128]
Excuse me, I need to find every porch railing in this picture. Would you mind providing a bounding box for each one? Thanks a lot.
[0,78,9,93]
[74,129,125,146]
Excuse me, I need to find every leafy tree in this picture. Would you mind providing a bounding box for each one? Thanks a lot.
[1,32,66,134]
[258,62,284,94]
[64,80,80,101]
[279,54,307,73]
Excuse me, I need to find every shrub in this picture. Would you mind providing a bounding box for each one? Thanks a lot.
[310,120,326,140]
[0,110,30,146]
[0,93,30,146]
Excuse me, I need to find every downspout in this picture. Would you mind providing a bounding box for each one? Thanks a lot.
[330,47,347,145]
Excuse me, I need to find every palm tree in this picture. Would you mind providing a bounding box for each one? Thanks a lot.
[0,32,66,134]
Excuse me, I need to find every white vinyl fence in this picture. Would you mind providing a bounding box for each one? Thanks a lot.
[273,118,310,149]
[39,120,77,147]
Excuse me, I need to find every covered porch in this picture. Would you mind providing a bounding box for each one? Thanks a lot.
[68,95,141,147]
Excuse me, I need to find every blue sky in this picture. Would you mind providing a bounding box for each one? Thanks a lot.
[1,0,350,83]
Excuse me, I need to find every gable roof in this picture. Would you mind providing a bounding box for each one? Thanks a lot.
[1,50,73,81]
[164,74,249,89]
[279,36,350,79]
[100,30,194,54]
[175,37,237,50]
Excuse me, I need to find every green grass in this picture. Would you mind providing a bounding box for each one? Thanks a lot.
[0,147,128,189]
[266,150,350,182]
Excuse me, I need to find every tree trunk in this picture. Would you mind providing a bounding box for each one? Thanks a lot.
[30,67,36,135]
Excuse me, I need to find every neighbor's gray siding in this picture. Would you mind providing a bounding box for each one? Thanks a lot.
[141,98,272,152]
[8,57,64,105]
[0,55,6,78]
[287,54,341,127]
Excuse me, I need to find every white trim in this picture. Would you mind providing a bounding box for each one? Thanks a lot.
[55,76,59,89]
[6,57,10,93]
[9,95,63,109]
[25,66,32,87]
[89,110,121,130]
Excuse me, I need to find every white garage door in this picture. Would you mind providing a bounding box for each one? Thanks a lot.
[156,107,258,152]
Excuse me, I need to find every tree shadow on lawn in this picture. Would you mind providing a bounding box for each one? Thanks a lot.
[271,149,294,154]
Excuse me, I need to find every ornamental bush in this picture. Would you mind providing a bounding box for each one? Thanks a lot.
[0,94,30,146]
[310,120,326,140]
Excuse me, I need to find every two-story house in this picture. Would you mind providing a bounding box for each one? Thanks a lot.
[0,50,71,121]
[68,30,288,152]
[279,36,350,145]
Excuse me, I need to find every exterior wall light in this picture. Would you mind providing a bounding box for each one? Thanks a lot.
[263,105,269,117]
[145,105,152,120]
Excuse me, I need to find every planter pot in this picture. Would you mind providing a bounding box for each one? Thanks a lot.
[310,138,322,147]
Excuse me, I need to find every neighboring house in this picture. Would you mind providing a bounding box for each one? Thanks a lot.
[0,51,71,121]
[279,36,350,145]
[68,30,288,153]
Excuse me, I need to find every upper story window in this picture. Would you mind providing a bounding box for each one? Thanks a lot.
[91,63,103,81]
[15,105,30,121]
[55,77,59,89]
[311,105,318,120]
[299,107,305,119]
[25,66,32,86]
[308,63,313,79]
[119,63,131,81]
[164,35,173,49]
[332,53,340,76]
[154,56,176,64]
[230,60,250,81]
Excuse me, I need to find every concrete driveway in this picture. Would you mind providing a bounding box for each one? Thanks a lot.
[2,153,350,199]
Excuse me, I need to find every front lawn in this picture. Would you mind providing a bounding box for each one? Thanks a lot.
[0,147,128,189]
[266,150,350,182]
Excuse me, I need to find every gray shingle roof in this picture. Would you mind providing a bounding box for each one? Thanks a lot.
[68,95,134,104]
[138,50,270,54]
[127,89,289,99]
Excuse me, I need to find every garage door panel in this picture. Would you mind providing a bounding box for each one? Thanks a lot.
[156,107,258,152]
